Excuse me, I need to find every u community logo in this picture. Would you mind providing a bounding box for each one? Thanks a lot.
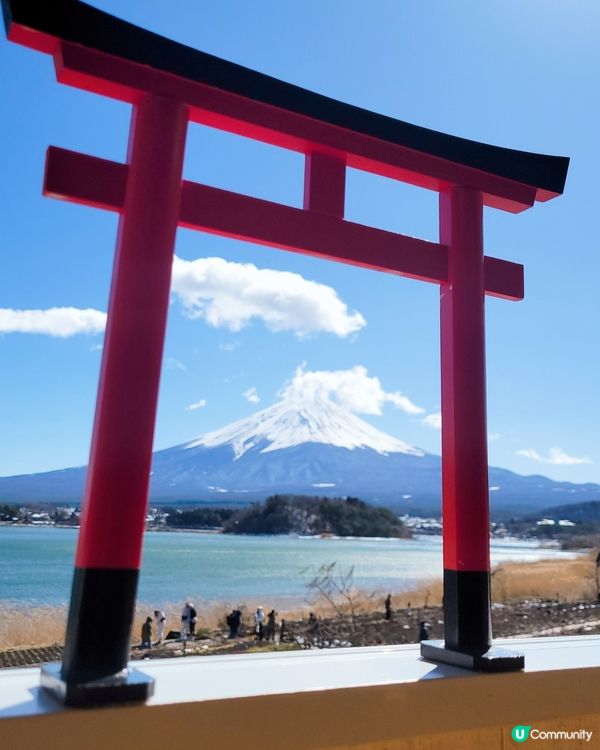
[511,725,593,743]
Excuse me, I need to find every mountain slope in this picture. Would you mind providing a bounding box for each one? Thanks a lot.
[185,394,423,458]
[0,394,598,513]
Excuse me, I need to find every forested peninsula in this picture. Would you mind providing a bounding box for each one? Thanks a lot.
[167,495,409,538]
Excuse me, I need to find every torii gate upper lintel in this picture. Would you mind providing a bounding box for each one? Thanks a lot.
[2,0,569,706]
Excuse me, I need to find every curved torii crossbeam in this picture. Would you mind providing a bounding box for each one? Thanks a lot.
[3,0,569,706]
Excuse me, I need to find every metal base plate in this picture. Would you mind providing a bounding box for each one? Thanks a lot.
[420,639,525,673]
[41,662,155,707]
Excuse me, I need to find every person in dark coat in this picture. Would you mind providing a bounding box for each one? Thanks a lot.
[385,594,392,620]
[418,620,430,642]
[188,602,198,638]
[141,617,153,649]
[307,612,319,637]
[227,608,242,638]
[265,609,277,641]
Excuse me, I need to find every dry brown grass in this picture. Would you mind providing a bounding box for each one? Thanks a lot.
[3,605,68,651]
[490,555,598,603]
[1,590,443,651]
[2,553,596,651]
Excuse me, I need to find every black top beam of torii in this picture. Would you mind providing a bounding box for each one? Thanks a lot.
[3,0,568,203]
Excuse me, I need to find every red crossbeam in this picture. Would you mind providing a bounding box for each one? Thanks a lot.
[44,146,523,300]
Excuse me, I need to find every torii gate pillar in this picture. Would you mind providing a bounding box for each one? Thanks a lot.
[440,187,491,653]
[421,187,503,668]
[58,95,188,698]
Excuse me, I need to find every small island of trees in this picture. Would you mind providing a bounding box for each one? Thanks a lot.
[163,495,409,538]
[220,495,409,538]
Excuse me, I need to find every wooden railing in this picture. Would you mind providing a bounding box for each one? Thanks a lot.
[2,636,599,750]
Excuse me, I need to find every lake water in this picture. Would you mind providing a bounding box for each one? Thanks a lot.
[0,526,579,609]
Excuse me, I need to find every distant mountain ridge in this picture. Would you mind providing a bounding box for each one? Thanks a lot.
[0,393,598,515]
[530,500,600,524]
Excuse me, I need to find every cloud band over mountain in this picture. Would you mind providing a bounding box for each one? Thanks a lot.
[280,364,424,416]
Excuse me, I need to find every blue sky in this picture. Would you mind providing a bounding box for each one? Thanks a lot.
[0,0,598,484]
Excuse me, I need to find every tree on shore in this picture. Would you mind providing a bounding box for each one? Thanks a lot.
[0,503,20,521]
[166,507,236,529]
[304,561,360,624]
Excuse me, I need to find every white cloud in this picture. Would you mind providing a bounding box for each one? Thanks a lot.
[242,387,260,404]
[281,365,424,416]
[516,447,592,466]
[488,432,501,441]
[166,357,187,372]
[0,307,106,337]
[171,256,365,337]
[2,256,363,342]
[422,412,442,429]
[219,341,239,352]
[89,343,103,352]
[516,448,542,461]
[186,399,207,411]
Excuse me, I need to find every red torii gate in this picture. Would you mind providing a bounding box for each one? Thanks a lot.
[3,0,568,705]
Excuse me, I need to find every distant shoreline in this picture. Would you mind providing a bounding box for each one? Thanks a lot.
[1,521,586,549]
[1,522,422,540]
[0,522,581,548]
[1,522,222,535]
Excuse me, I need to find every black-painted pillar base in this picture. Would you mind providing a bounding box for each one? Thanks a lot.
[420,640,524,672]
[443,568,492,653]
[420,568,524,672]
[40,567,154,706]
[62,568,139,682]
[41,662,154,707]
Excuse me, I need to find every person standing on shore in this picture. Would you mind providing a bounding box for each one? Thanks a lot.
[181,601,191,640]
[227,608,242,638]
[265,609,277,641]
[188,601,198,639]
[307,612,319,644]
[385,594,393,621]
[141,617,153,649]
[255,606,265,640]
[154,609,166,644]
[307,612,318,630]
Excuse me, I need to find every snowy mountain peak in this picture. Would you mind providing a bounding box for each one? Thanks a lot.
[185,394,424,459]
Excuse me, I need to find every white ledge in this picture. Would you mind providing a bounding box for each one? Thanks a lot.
[2,635,600,720]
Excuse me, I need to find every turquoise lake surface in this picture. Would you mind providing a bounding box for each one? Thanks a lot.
[0,526,578,608]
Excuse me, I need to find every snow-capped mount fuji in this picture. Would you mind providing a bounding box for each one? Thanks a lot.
[0,393,599,514]
[185,395,424,459]
[146,393,437,504]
